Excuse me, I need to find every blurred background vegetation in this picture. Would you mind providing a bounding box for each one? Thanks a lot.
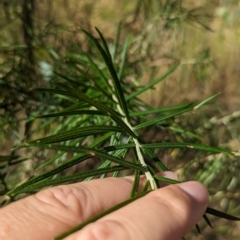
[0,0,240,239]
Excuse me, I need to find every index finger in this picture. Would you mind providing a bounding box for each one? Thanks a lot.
[0,177,134,240]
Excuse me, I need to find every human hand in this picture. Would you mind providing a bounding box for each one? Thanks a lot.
[0,173,208,240]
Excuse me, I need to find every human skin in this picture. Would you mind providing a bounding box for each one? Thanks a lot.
[0,173,208,240]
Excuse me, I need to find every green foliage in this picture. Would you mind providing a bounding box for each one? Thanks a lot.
[1,28,239,238]
[1,1,240,239]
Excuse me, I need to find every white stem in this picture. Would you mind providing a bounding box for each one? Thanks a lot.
[112,89,157,190]
[123,119,157,190]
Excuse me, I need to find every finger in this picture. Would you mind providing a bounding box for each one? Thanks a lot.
[68,181,208,240]
[0,177,134,240]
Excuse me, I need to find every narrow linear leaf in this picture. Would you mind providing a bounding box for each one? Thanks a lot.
[194,93,220,110]
[127,62,180,100]
[83,29,130,120]
[206,207,240,221]
[85,160,112,181]
[111,168,120,177]
[95,27,112,60]
[195,224,201,233]
[67,63,115,102]
[7,158,29,166]
[134,108,192,130]
[112,21,122,61]
[11,166,128,195]
[7,155,91,196]
[143,158,159,174]
[103,143,135,152]
[118,36,131,80]
[141,142,233,155]
[23,143,147,172]
[203,213,213,228]
[54,190,151,240]
[141,147,168,171]
[130,103,196,117]
[141,180,150,193]
[6,138,132,195]
[61,85,138,139]
[35,88,75,98]
[21,126,123,146]
[168,127,202,140]
[130,169,140,197]
[54,72,88,89]
[153,175,180,184]
[36,141,129,159]
[31,142,128,169]
[76,48,111,91]
[38,132,114,171]
[36,150,65,170]
[36,110,106,118]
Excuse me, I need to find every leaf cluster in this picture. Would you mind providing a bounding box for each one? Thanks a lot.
[1,27,240,239]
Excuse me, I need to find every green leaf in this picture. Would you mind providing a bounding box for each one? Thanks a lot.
[141,142,233,155]
[130,169,140,197]
[142,147,168,171]
[36,88,75,98]
[118,36,131,80]
[18,125,123,146]
[35,142,134,153]
[126,62,179,100]
[36,150,66,170]
[65,63,115,102]
[54,72,88,89]
[168,127,202,140]
[100,142,134,151]
[85,160,112,181]
[112,21,122,61]
[203,214,212,228]
[37,132,114,173]
[83,29,130,120]
[130,103,196,117]
[206,207,240,221]
[10,166,128,195]
[134,108,192,130]
[60,85,139,139]
[193,93,220,110]
[95,27,112,60]
[21,143,148,172]
[153,175,180,184]
[141,180,150,193]
[74,48,111,90]
[36,110,106,118]
[7,154,91,196]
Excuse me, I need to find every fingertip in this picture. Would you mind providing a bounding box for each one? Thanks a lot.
[178,181,209,206]
[69,181,209,240]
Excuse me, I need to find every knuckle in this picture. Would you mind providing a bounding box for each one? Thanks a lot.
[81,219,130,240]
[34,185,90,220]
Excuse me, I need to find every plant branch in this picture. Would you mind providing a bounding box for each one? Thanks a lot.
[111,82,157,190]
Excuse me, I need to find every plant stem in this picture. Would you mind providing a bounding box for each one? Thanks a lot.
[112,86,157,190]
[123,121,158,190]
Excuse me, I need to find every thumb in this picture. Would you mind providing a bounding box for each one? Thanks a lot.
[65,181,209,240]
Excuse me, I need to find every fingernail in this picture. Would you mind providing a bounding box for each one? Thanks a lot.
[178,181,209,203]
